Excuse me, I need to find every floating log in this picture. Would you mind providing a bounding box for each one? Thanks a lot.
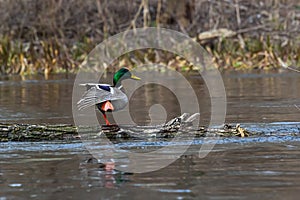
[0,113,254,142]
[0,123,79,142]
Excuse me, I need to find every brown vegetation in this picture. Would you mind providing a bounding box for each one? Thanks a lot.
[0,0,299,75]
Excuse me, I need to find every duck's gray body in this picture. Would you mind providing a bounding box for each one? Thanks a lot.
[77,83,128,111]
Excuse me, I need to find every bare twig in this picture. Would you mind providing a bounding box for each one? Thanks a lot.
[126,1,143,32]
[278,57,300,73]
[235,0,241,28]
[142,0,150,28]
[156,0,161,28]
[235,0,245,48]
[96,0,107,37]
[283,66,300,73]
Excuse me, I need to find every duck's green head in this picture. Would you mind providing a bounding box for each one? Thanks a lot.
[113,67,140,87]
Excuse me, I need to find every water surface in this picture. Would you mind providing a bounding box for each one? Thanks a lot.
[1,70,299,124]
[1,141,300,199]
[1,70,300,199]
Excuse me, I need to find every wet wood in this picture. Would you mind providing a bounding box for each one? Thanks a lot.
[0,113,254,142]
[0,123,79,142]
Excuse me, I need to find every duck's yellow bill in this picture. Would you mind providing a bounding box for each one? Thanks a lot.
[131,75,141,80]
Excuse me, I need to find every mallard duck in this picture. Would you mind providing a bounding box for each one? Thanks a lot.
[77,68,140,125]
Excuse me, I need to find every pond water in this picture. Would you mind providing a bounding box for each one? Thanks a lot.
[1,70,300,199]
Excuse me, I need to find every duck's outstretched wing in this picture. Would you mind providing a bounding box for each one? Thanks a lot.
[77,84,125,110]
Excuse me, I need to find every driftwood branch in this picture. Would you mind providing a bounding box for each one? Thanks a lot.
[198,25,265,41]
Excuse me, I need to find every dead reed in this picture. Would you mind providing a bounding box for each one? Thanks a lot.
[0,0,299,74]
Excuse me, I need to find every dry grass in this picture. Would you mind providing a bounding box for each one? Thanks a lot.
[0,0,299,74]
